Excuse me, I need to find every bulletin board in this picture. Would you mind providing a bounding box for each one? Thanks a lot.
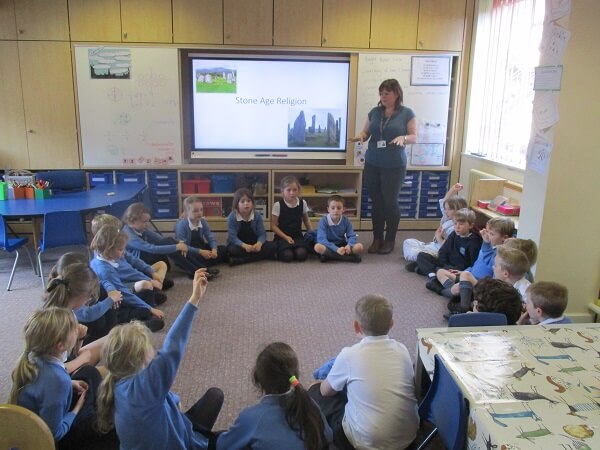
[354,53,454,167]
[74,46,182,167]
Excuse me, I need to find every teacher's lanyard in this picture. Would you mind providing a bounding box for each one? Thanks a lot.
[379,112,392,138]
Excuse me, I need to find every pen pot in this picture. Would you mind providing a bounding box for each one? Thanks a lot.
[25,186,35,199]
[34,188,51,199]
[0,182,7,200]
[11,186,26,199]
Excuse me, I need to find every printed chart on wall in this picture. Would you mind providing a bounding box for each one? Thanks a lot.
[355,53,453,167]
[75,46,182,167]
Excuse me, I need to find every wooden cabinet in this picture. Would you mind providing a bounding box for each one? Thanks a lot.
[68,0,122,42]
[322,0,371,48]
[274,0,322,47]
[0,41,29,168]
[273,169,362,226]
[14,0,69,40]
[173,0,223,44]
[121,0,172,43]
[370,0,419,49]
[224,0,273,45]
[0,0,17,39]
[417,0,466,51]
[18,41,79,169]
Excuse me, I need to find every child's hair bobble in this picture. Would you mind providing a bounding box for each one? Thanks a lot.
[289,375,300,389]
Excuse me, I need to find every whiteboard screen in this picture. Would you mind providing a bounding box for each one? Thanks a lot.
[75,46,182,167]
[355,53,453,167]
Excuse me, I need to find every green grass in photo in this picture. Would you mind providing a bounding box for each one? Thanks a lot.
[196,77,237,93]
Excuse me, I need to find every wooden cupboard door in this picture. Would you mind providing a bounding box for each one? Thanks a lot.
[224,0,273,45]
[418,0,466,51]
[274,0,322,47]
[0,41,29,168]
[0,0,17,39]
[18,41,79,169]
[14,0,69,40]
[121,0,172,43]
[370,0,418,49]
[173,0,223,44]
[322,0,371,48]
[68,0,122,42]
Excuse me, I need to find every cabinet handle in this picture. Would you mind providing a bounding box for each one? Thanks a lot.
[123,31,128,39]
[322,37,327,43]
[28,129,34,134]
[418,40,424,47]
[18,29,24,34]
[225,34,231,40]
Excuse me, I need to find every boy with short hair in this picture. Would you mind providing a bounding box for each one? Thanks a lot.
[416,208,482,276]
[432,217,515,313]
[517,281,572,325]
[503,237,538,282]
[314,195,363,263]
[493,245,531,299]
[309,294,419,450]
[473,277,523,325]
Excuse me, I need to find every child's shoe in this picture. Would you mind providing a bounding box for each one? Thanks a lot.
[405,261,418,272]
[162,278,174,290]
[154,292,167,305]
[144,318,165,332]
[425,278,444,295]
[349,254,362,263]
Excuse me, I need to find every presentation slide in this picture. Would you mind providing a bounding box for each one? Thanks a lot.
[191,58,349,152]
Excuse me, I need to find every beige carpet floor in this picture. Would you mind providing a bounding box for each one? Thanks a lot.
[0,230,447,445]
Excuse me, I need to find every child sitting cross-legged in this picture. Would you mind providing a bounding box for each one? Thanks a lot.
[309,294,419,450]
[216,342,332,449]
[503,237,538,282]
[415,208,482,277]
[314,195,363,263]
[517,281,572,325]
[471,277,523,325]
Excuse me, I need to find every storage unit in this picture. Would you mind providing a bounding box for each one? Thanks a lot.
[88,171,114,187]
[418,171,449,219]
[148,170,179,219]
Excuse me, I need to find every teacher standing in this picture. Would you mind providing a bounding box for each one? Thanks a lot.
[351,79,417,254]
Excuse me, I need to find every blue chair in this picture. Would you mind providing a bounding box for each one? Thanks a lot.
[416,354,469,450]
[37,211,89,288]
[0,215,36,290]
[35,170,87,193]
[448,312,508,327]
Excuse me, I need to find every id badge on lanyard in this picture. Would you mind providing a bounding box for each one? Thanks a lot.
[379,113,392,149]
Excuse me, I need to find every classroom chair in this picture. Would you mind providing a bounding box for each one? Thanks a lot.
[448,312,508,327]
[0,403,55,450]
[0,214,36,290]
[37,210,89,288]
[416,354,469,450]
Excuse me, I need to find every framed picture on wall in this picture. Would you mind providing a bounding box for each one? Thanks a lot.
[409,143,445,166]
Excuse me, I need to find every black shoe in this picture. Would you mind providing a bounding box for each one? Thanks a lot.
[144,318,165,332]
[319,254,328,262]
[350,254,362,263]
[162,278,174,290]
[207,267,220,276]
[229,257,244,267]
[425,279,444,295]
[378,240,395,254]
[154,292,167,305]
[448,301,465,313]
[405,261,418,272]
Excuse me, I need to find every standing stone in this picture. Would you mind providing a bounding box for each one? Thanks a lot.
[292,111,306,144]
[326,113,337,144]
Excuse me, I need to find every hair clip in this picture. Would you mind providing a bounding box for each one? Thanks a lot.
[289,375,300,388]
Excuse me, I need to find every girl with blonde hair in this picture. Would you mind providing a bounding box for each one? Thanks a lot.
[97,270,223,450]
[10,307,118,449]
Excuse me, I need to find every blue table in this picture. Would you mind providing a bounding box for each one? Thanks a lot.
[0,184,146,247]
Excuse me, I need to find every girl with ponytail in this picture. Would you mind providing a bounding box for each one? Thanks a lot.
[217,342,332,450]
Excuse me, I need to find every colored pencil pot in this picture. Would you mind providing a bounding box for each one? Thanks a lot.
[34,188,51,199]
[25,186,35,199]
[11,186,26,199]
[0,182,7,200]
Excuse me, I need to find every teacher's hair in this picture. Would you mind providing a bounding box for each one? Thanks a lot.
[378,79,403,110]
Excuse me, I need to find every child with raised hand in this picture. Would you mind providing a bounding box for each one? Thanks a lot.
[10,307,118,449]
[517,281,572,325]
[227,188,277,266]
[315,195,363,263]
[96,269,224,450]
[92,213,172,290]
[90,225,165,332]
[271,175,314,262]
[175,196,227,278]
[217,342,332,450]
[122,202,201,278]
[403,183,467,271]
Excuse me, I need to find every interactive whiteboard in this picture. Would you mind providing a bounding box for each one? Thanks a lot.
[75,46,182,167]
[355,53,454,167]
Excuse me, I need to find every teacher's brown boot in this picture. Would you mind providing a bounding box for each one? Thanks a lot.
[368,239,383,254]
[378,240,395,254]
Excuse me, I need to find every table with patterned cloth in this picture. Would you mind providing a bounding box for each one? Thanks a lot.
[416,323,600,450]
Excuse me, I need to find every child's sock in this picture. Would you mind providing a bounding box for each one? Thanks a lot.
[442,279,455,289]
[459,281,473,310]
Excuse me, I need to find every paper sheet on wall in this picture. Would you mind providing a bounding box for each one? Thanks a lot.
[532,91,559,130]
[353,142,366,167]
[540,23,571,65]
[548,0,571,21]
[526,133,553,174]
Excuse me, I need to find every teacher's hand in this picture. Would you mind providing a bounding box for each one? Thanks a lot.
[389,135,407,146]
[349,131,368,143]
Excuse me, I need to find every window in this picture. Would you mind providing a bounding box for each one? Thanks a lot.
[464,0,545,169]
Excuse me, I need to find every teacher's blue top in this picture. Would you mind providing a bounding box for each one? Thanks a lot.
[365,106,415,168]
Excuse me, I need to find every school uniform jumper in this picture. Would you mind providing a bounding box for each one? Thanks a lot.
[416,231,482,275]
[113,302,208,450]
[466,241,497,280]
[226,211,276,262]
[175,217,227,267]
[216,393,333,450]
[316,214,359,252]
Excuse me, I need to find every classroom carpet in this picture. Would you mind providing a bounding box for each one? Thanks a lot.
[0,230,446,448]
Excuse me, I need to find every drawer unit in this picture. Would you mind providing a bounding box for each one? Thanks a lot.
[88,171,114,187]
[116,171,146,184]
[148,171,177,182]
[148,170,179,219]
